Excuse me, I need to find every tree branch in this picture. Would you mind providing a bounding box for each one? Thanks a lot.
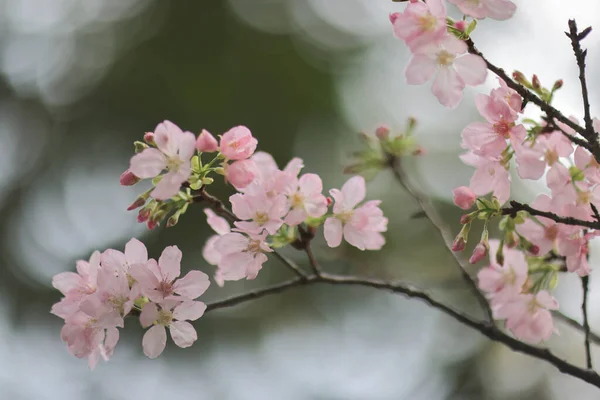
[552,310,600,346]
[388,155,494,322]
[582,276,593,369]
[503,201,600,230]
[203,271,600,388]
[566,20,598,150]
[465,38,598,159]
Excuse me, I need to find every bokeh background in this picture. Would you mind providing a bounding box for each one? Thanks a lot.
[2,0,600,398]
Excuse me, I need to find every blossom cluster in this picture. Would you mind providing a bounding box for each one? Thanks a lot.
[51,239,210,368]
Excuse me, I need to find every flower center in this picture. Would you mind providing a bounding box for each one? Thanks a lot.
[336,210,354,223]
[247,239,262,254]
[493,120,512,137]
[166,156,184,172]
[156,309,173,326]
[504,267,517,285]
[577,190,591,205]
[544,225,558,241]
[109,295,128,315]
[157,280,173,297]
[255,211,269,225]
[436,50,455,67]
[290,192,304,209]
[418,14,437,32]
[544,148,559,165]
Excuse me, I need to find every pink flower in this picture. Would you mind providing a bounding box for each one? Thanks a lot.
[469,242,488,264]
[515,195,563,256]
[225,159,257,189]
[452,186,477,210]
[460,152,511,204]
[51,251,101,319]
[60,311,120,370]
[558,234,591,276]
[324,176,388,250]
[448,0,516,21]
[390,0,447,51]
[129,121,197,200]
[214,232,272,281]
[461,93,525,158]
[514,130,573,180]
[496,291,558,344]
[490,78,522,117]
[230,191,288,235]
[140,299,207,358]
[284,174,328,226]
[242,152,304,197]
[219,126,258,160]
[574,145,600,185]
[196,129,219,152]
[477,240,528,301]
[101,238,148,275]
[405,35,487,108]
[129,246,211,304]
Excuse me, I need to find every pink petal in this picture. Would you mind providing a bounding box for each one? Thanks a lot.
[52,272,83,295]
[215,233,249,255]
[432,67,465,108]
[324,218,343,248]
[340,176,366,209]
[101,249,127,274]
[125,238,148,265]
[484,0,516,20]
[202,235,222,265]
[283,157,304,177]
[142,325,167,358]
[454,54,487,86]
[284,208,307,226]
[173,270,210,299]
[129,148,166,179]
[298,173,323,196]
[405,54,436,85]
[151,172,186,200]
[139,302,159,328]
[173,301,207,321]
[230,194,254,220]
[104,327,120,357]
[204,209,231,235]
[154,120,182,156]
[129,261,160,293]
[158,246,182,281]
[178,131,197,161]
[169,321,197,348]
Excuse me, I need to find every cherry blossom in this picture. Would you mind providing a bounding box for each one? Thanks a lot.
[129,246,211,304]
[324,176,388,250]
[140,299,207,358]
[202,209,232,286]
[452,186,477,210]
[460,152,510,204]
[225,159,257,189]
[283,173,328,226]
[219,126,258,160]
[129,120,196,200]
[214,231,272,281]
[230,191,288,235]
[477,240,528,303]
[405,35,487,108]
[448,0,517,21]
[390,0,447,51]
[514,130,573,180]
[101,238,148,275]
[196,129,219,152]
[496,291,558,344]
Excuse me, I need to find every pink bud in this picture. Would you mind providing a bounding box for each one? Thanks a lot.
[452,186,477,210]
[454,20,467,32]
[460,214,472,224]
[529,245,540,256]
[137,208,151,223]
[147,219,158,230]
[469,243,488,264]
[127,197,146,211]
[196,129,219,153]
[120,170,140,186]
[144,132,155,144]
[375,125,390,140]
[452,236,466,252]
[225,159,256,189]
[389,12,399,24]
[326,197,333,207]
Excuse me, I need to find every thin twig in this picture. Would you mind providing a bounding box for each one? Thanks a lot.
[566,20,598,150]
[582,275,593,369]
[271,250,310,279]
[304,242,321,276]
[465,38,597,158]
[203,271,600,388]
[503,201,600,230]
[388,156,494,322]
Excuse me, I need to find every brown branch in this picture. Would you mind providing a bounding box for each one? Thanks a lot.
[465,37,598,159]
[581,275,593,369]
[503,201,600,230]
[304,242,321,276]
[203,271,600,388]
[566,20,598,151]
[388,155,494,322]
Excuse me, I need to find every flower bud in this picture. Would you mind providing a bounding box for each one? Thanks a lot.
[389,12,400,24]
[532,74,541,90]
[147,219,158,230]
[469,242,488,264]
[529,244,540,256]
[137,207,151,223]
[134,141,148,153]
[375,125,390,140]
[144,132,155,145]
[326,197,333,207]
[120,170,140,186]
[452,186,477,210]
[512,70,527,85]
[127,196,147,211]
[452,236,466,252]
[454,20,467,32]
[460,214,473,224]
[552,79,563,91]
[196,129,219,153]
[225,159,256,189]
